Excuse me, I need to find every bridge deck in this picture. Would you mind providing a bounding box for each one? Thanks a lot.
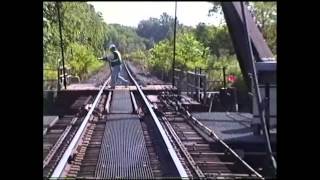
[95,89,153,178]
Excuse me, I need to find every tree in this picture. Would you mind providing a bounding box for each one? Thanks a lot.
[149,32,209,75]
[66,43,103,80]
[194,23,212,47]
[208,2,277,55]
[43,2,108,81]
[210,25,234,57]
[137,12,178,43]
[137,18,161,41]
[105,24,147,55]
[248,2,277,54]
[248,2,277,30]
[194,23,234,58]
[43,2,62,68]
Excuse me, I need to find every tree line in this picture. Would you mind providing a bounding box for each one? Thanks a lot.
[128,2,276,92]
[43,2,276,92]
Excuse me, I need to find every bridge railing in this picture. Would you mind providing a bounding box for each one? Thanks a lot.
[174,68,207,103]
[202,67,227,91]
[174,67,228,104]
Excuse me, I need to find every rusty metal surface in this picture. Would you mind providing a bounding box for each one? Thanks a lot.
[95,114,153,178]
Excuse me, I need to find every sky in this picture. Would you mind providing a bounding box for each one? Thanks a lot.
[87,1,223,28]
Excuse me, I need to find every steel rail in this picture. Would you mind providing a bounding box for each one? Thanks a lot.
[162,93,264,179]
[43,117,78,168]
[50,77,111,178]
[123,61,189,178]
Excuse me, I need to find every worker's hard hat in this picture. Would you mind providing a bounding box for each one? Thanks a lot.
[109,44,116,51]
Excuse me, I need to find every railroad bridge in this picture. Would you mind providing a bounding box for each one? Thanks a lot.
[43,2,276,179]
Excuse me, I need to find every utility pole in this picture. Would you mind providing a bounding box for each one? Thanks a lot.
[172,1,177,87]
[56,2,67,89]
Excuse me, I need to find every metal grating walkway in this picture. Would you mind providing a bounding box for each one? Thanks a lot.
[95,114,154,178]
[110,90,133,113]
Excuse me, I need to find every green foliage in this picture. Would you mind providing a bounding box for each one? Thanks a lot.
[127,49,151,71]
[128,49,148,61]
[44,2,276,93]
[176,33,209,70]
[248,2,277,29]
[194,24,234,58]
[44,2,150,83]
[149,39,172,73]
[60,2,107,56]
[103,3,276,92]
[248,2,277,55]
[208,2,277,55]
[43,2,107,82]
[206,55,246,91]
[148,32,209,74]
[144,31,245,90]
[43,2,61,67]
[43,69,58,80]
[105,24,147,54]
[137,12,178,43]
[264,23,277,55]
[66,43,103,80]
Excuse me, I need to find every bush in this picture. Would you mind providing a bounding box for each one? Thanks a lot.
[43,69,58,80]
[206,55,247,91]
[66,42,104,80]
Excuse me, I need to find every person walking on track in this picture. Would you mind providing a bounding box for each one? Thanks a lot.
[98,44,129,88]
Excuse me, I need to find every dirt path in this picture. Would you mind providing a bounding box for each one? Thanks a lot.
[81,65,111,86]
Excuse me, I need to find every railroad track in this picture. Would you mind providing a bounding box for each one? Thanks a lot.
[43,95,94,177]
[43,77,110,177]
[46,63,188,178]
[157,92,263,179]
[66,94,107,178]
[44,62,263,179]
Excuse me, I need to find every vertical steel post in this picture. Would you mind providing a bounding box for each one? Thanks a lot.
[223,67,226,89]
